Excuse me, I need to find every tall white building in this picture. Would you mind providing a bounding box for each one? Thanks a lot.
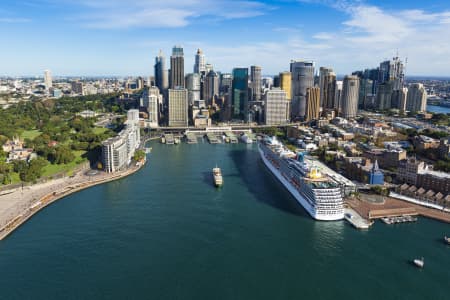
[290,60,315,119]
[250,65,262,101]
[406,83,427,112]
[127,109,140,125]
[101,113,141,173]
[264,88,289,125]
[334,80,343,113]
[44,70,52,90]
[142,87,161,127]
[341,75,359,119]
[168,88,189,127]
[194,49,206,74]
[185,73,201,105]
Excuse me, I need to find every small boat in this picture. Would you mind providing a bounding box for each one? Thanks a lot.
[413,257,424,268]
[240,133,252,144]
[445,236,450,245]
[212,166,223,187]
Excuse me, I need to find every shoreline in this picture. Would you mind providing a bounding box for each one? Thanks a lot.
[0,160,146,241]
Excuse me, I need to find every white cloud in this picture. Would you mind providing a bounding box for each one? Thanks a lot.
[0,17,31,23]
[69,0,271,29]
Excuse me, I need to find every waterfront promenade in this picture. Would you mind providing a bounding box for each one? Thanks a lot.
[346,196,450,224]
[0,160,145,240]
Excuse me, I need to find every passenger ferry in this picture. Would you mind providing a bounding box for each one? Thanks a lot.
[213,166,223,187]
[258,137,344,221]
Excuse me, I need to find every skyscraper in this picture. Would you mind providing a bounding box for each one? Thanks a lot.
[341,75,360,119]
[318,67,336,110]
[264,88,289,125]
[205,70,219,106]
[168,88,189,127]
[232,68,249,118]
[375,81,393,110]
[305,87,320,122]
[220,73,232,94]
[194,49,206,74]
[279,72,291,101]
[154,50,168,92]
[391,87,408,112]
[44,70,52,90]
[250,66,262,101]
[378,56,404,90]
[320,68,336,108]
[406,83,427,112]
[185,73,201,105]
[170,46,185,89]
[142,87,162,127]
[290,61,315,119]
[334,80,343,113]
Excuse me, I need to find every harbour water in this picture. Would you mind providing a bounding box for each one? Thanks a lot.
[0,142,449,299]
[427,104,450,114]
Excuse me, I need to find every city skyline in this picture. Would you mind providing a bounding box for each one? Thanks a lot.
[1,0,450,76]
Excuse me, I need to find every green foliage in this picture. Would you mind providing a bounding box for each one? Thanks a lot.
[19,157,48,182]
[53,145,75,164]
[421,128,448,140]
[434,158,450,172]
[133,150,146,162]
[371,186,389,196]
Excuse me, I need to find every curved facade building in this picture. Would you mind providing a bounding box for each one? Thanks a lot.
[341,75,360,119]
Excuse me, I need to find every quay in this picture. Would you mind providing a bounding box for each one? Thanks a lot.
[344,207,373,229]
[0,160,147,241]
[381,215,418,225]
[206,133,221,144]
[346,196,450,224]
[185,132,198,144]
[224,132,238,143]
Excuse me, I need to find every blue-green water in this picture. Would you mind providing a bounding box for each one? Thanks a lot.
[0,142,449,299]
[427,105,450,114]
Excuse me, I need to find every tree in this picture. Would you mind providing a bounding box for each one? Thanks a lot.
[20,157,48,182]
[54,145,75,164]
[133,150,146,162]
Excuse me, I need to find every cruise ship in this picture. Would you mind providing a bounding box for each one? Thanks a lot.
[258,137,344,221]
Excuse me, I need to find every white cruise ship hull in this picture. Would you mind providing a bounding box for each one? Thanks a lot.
[258,145,344,221]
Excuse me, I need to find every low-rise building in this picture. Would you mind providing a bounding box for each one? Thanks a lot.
[363,148,406,169]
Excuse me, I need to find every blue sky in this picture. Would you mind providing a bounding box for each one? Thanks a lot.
[1,0,450,76]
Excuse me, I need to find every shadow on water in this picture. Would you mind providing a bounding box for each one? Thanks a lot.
[201,171,214,187]
[229,149,309,218]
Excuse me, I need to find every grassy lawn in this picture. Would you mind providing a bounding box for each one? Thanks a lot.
[20,129,42,140]
[93,127,108,135]
[41,150,88,178]
[10,172,21,184]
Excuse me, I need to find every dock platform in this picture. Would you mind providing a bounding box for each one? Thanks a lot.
[186,133,198,144]
[344,208,373,229]
[206,133,220,144]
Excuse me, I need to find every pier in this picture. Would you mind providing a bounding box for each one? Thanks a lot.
[344,208,373,229]
[380,215,418,225]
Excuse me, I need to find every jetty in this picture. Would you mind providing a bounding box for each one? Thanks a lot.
[344,208,373,229]
[185,132,198,144]
[206,133,220,144]
[224,132,238,143]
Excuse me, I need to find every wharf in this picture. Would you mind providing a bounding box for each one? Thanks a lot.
[165,134,175,144]
[224,132,238,143]
[369,207,418,219]
[381,215,418,225]
[206,133,220,144]
[346,196,450,224]
[344,208,373,229]
[185,133,198,144]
